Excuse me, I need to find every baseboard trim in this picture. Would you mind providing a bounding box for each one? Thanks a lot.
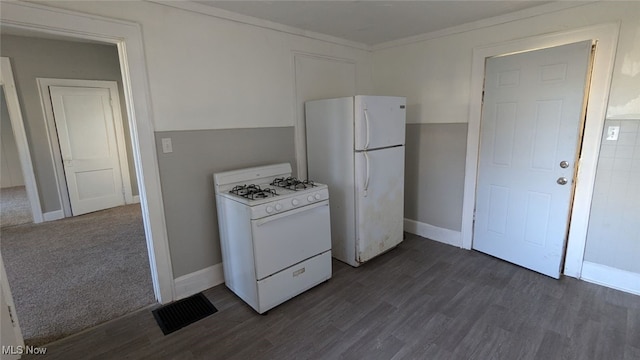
[43,210,64,221]
[404,218,462,248]
[581,261,640,296]
[132,195,141,204]
[174,263,225,300]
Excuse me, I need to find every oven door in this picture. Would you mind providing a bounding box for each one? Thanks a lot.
[251,200,331,280]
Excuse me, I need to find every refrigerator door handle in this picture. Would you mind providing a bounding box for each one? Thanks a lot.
[363,151,370,196]
[363,108,370,150]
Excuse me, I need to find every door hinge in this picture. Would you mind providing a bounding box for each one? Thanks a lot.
[7,305,15,325]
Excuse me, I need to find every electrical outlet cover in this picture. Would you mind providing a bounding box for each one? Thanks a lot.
[606,126,619,141]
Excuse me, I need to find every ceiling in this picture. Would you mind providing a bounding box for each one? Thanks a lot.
[195,1,554,46]
[1,1,556,47]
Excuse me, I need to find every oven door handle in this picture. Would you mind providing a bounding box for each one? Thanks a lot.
[253,200,328,226]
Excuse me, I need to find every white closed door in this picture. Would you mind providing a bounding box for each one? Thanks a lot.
[354,96,406,151]
[50,86,125,216]
[473,41,592,278]
[355,146,405,264]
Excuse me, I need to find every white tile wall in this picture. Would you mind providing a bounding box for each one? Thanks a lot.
[584,119,640,274]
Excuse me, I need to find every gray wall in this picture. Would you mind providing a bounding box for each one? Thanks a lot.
[584,119,640,273]
[1,86,25,188]
[155,127,296,278]
[404,123,468,231]
[0,35,138,213]
[405,120,640,275]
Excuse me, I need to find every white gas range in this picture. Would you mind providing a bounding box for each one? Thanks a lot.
[214,163,331,314]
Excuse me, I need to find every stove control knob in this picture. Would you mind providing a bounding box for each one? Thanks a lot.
[307,195,314,202]
[275,203,283,211]
[266,205,274,214]
[292,199,300,206]
[314,193,321,200]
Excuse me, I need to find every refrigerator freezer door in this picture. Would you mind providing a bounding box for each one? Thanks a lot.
[354,96,406,151]
[354,146,405,264]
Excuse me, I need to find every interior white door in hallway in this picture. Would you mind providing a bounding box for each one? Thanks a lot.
[473,41,593,279]
[50,86,126,216]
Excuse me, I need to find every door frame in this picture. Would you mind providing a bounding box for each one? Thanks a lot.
[1,252,24,357]
[0,57,44,223]
[37,78,134,218]
[1,1,175,303]
[462,23,620,278]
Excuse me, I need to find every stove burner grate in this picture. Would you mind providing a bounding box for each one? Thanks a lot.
[270,177,316,191]
[230,184,278,200]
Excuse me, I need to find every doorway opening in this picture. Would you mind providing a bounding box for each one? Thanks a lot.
[0,58,42,227]
[462,23,619,279]
[1,0,175,305]
[37,78,138,218]
[0,35,155,346]
[1,1,175,347]
[472,41,594,279]
[1,86,33,226]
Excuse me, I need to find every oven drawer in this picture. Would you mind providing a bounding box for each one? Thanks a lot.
[251,201,331,280]
[256,250,331,313]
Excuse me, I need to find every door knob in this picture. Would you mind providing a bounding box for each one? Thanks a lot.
[557,177,568,185]
[560,161,569,168]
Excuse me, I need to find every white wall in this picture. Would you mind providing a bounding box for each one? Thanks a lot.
[30,1,373,132]
[373,1,640,125]
[584,119,640,274]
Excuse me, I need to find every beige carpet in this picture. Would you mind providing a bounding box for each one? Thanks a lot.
[0,204,155,346]
[1,186,33,227]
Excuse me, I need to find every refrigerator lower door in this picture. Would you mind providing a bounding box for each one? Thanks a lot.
[354,146,405,264]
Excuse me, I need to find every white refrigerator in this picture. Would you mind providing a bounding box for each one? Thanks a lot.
[306,95,406,267]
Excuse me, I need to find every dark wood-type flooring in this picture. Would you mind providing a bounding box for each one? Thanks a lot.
[25,234,640,359]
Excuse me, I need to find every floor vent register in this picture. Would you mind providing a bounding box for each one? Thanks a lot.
[152,293,218,335]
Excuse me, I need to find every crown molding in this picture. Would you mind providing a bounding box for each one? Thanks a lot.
[371,1,598,51]
[147,1,371,52]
